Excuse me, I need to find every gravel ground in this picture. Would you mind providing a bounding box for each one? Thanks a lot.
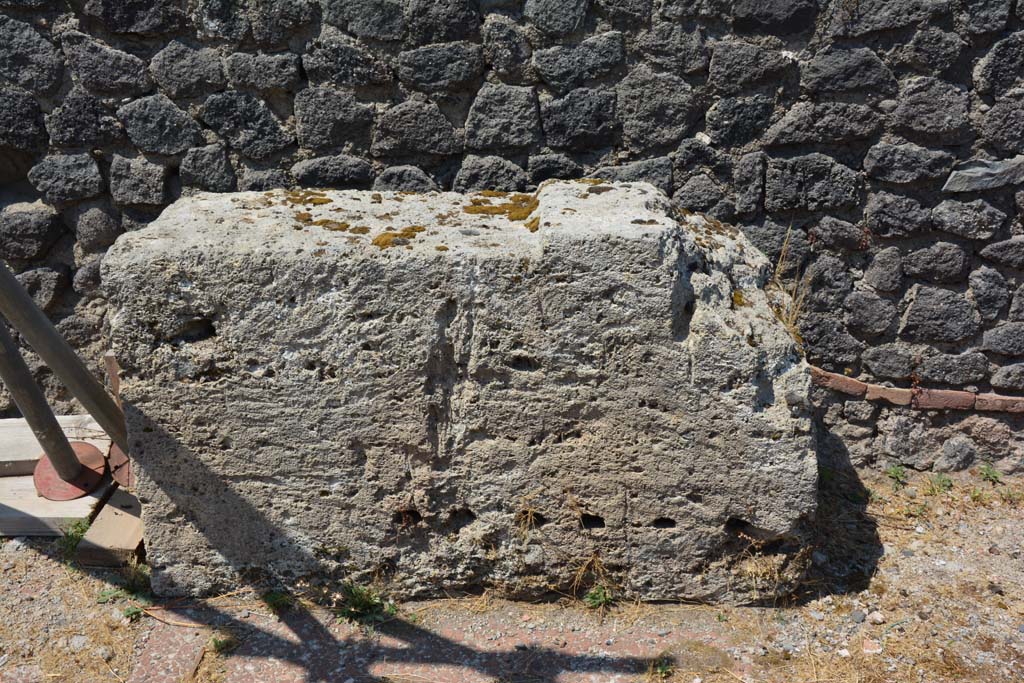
[0,468,1021,682]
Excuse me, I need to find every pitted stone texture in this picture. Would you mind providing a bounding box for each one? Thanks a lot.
[103,181,817,602]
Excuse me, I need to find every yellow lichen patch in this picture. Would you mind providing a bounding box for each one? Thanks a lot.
[524,216,540,233]
[294,211,313,223]
[371,192,383,204]
[732,290,752,308]
[308,197,333,205]
[312,219,349,232]
[463,192,539,222]
[436,245,450,252]
[577,178,606,186]
[479,190,509,198]
[350,226,370,235]
[371,225,427,249]
[469,197,493,206]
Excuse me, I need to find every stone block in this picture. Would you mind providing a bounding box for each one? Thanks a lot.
[103,181,818,602]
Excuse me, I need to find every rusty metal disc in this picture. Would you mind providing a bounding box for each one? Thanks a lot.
[108,443,132,489]
[33,442,107,501]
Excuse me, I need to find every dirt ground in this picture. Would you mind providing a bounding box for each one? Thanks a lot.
[0,468,1021,683]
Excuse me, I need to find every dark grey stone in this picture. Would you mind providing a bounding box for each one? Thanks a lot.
[806,255,854,312]
[61,31,152,97]
[534,32,625,93]
[801,46,896,94]
[481,17,531,81]
[540,88,619,151]
[968,266,1008,321]
[765,102,880,146]
[294,87,374,151]
[398,42,484,92]
[524,0,587,36]
[900,286,981,343]
[708,41,789,94]
[110,155,168,206]
[974,31,1024,95]
[0,88,47,182]
[894,27,962,74]
[983,322,1024,356]
[45,87,123,148]
[528,154,582,183]
[1010,284,1024,321]
[892,77,971,141]
[828,0,948,37]
[595,157,673,196]
[292,155,374,188]
[150,41,226,99]
[322,0,405,41]
[934,435,977,471]
[28,154,104,205]
[237,167,291,191]
[862,343,914,379]
[981,237,1024,269]
[981,88,1024,155]
[811,216,865,251]
[942,156,1024,192]
[635,23,707,74]
[0,16,63,94]
[800,312,865,370]
[617,66,696,152]
[0,203,63,260]
[371,99,461,156]
[64,199,121,252]
[660,0,732,21]
[225,53,302,92]
[919,352,989,385]
[741,219,809,278]
[248,0,315,46]
[903,242,969,283]
[845,290,896,337]
[676,173,725,212]
[72,255,103,296]
[180,143,236,192]
[992,364,1024,391]
[863,142,954,184]
[732,0,818,34]
[200,92,293,160]
[931,199,1005,240]
[83,0,186,34]
[732,151,765,218]
[452,155,529,192]
[117,95,203,156]
[405,0,481,45]
[960,0,1010,34]
[303,28,390,87]
[465,83,541,150]
[864,192,930,237]
[863,247,903,292]
[705,95,773,147]
[16,267,66,312]
[373,165,439,192]
[764,154,861,213]
[596,0,652,26]
[192,0,250,43]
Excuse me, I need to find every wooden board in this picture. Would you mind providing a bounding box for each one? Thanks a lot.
[0,415,111,477]
[77,487,142,566]
[0,474,111,536]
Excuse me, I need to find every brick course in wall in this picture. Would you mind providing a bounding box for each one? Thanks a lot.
[1,0,1023,470]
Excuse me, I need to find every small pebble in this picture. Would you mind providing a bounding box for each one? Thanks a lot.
[863,638,883,655]
[837,648,851,658]
[867,611,886,625]
[850,610,866,624]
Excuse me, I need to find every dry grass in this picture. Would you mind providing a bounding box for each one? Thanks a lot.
[767,226,810,349]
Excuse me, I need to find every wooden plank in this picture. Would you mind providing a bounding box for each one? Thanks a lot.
[77,487,142,566]
[0,415,111,477]
[0,474,110,536]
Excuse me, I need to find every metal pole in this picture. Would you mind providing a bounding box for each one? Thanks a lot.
[0,261,128,454]
[0,320,83,481]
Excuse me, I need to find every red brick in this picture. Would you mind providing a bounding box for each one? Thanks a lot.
[975,393,1024,413]
[864,384,913,406]
[810,367,867,397]
[912,388,975,411]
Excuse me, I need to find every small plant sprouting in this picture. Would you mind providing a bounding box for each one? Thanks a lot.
[336,582,396,626]
[885,465,909,491]
[925,473,953,496]
[261,590,295,615]
[209,632,239,654]
[969,487,988,505]
[979,463,1002,486]
[583,584,614,610]
[645,653,676,681]
[57,519,90,562]
[716,612,729,623]
[999,489,1023,507]
[123,605,144,622]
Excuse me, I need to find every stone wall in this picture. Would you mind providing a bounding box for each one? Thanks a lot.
[1,0,1023,470]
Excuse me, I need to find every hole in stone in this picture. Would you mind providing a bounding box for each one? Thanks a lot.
[686,492,703,503]
[172,317,216,344]
[318,490,331,497]
[264,367,276,377]
[507,354,541,372]
[393,509,423,528]
[580,513,605,529]
[447,508,476,533]
[725,517,754,536]
[650,517,677,528]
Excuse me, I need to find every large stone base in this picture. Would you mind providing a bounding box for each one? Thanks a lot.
[103,181,818,602]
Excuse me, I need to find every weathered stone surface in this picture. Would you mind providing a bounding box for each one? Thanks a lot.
[594,157,673,196]
[981,88,1024,155]
[46,86,123,148]
[16,266,67,312]
[534,32,625,93]
[765,154,861,212]
[248,0,315,46]
[968,266,1008,321]
[919,352,989,385]
[1,87,47,182]
[64,199,122,252]
[452,155,529,192]
[373,165,438,192]
[322,0,405,41]
[180,144,236,193]
[636,23,707,73]
[541,88,619,151]
[291,154,374,188]
[983,322,1024,356]
[103,181,817,601]
[528,154,582,183]
[465,84,541,150]
[892,77,971,141]
[110,155,168,206]
[481,16,532,80]
[863,142,953,184]
[597,0,653,27]
[811,217,865,251]
[303,27,390,87]
[617,67,696,152]
[295,87,374,151]
[800,312,864,369]
[894,27,962,74]
[0,16,63,94]
[864,192,930,237]
[903,242,968,283]
[118,95,203,156]
[62,31,152,97]
[200,92,293,160]
[371,99,461,156]
[0,202,63,260]
[225,53,302,92]
[732,0,818,34]
[980,237,1024,269]
[961,0,1011,34]
[942,156,1024,192]
[150,41,226,99]
[974,31,1024,95]
[405,0,480,45]
[237,167,291,192]
[900,285,981,343]
[992,364,1024,391]
[801,47,895,94]
[28,154,104,205]
[844,290,896,337]
[934,435,976,471]
[83,0,186,35]
[828,0,948,37]
[524,0,588,36]
[732,152,766,218]
[398,42,484,92]
[705,96,774,147]
[764,103,880,146]
[192,0,251,42]
[862,343,914,379]
[863,247,902,292]
[709,41,789,94]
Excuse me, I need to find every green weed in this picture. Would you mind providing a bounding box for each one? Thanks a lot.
[336,582,396,625]
[885,465,909,491]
